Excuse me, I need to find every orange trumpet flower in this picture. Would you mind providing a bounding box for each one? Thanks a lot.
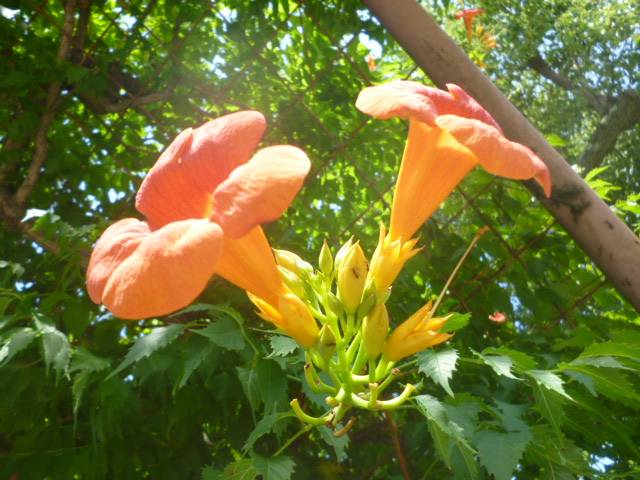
[357,81,551,294]
[86,112,313,341]
[455,8,485,42]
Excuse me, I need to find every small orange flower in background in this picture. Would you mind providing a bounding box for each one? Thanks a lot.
[489,311,508,323]
[86,111,317,344]
[366,53,377,72]
[455,7,485,42]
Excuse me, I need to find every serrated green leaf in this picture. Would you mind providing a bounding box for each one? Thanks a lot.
[415,394,476,470]
[108,324,185,379]
[237,365,262,413]
[532,383,566,433]
[482,346,537,370]
[201,465,222,480]
[222,458,257,480]
[256,359,288,413]
[474,351,518,379]
[562,364,640,409]
[69,347,110,374]
[267,336,298,358]
[0,327,36,365]
[242,412,292,453]
[474,430,531,480]
[526,370,571,399]
[252,455,295,480]
[192,318,244,351]
[41,326,71,375]
[318,425,349,462]
[174,335,216,392]
[571,355,634,370]
[418,348,458,397]
[440,312,471,333]
[578,342,639,361]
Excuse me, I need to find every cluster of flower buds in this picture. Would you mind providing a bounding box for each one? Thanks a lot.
[267,238,453,431]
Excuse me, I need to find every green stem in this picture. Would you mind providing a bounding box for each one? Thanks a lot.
[272,423,315,457]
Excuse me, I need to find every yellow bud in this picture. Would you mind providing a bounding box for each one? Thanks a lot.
[318,240,334,276]
[277,265,307,299]
[273,249,313,278]
[278,293,319,348]
[316,325,336,361]
[362,304,389,359]
[337,242,368,314]
[333,237,354,273]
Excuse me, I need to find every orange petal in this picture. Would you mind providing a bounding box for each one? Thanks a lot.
[211,145,310,238]
[436,115,552,197]
[136,111,266,228]
[214,226,285,306]
[356,83,438,124]
[86,218,150,304]
[389,121,477,241]
[101,219,223,319]
[357,81,501,131]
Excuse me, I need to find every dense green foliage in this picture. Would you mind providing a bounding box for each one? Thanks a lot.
[0,0,639,478]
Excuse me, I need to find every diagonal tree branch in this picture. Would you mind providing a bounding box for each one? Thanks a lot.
[526,53,611,114]
[579,90,640,171]
[13,0,78,207]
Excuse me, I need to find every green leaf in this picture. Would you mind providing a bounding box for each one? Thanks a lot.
[561,364,640,409]
[418,348,458,397]
[532,383,566,433]
[192,318,244,351]
[577,342,639,362]
[319,425,349,462]
[414,394,477,472]
[545,132,567,147]
[174,335,216,392]
[526,370,572,399]
[221,459,257,480]
[242,412,292,453]
[256,359,288,413]
[474,430,531,480]
[0,327,36,365]
[252,455,295,480]
[473,351,518,379]
[108,324,185,379]
[440,312,471,333]
[267,336,298,357]
[237,365,262,413]
[201,465,222,480]
[69,347,110,374]
[482,347,537,370]
[40,324,71,375]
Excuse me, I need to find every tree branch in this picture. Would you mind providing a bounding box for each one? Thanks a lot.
[14,0,78,207]
[384,411,411,480]
[526,53,611,114]
[579,90,640,171]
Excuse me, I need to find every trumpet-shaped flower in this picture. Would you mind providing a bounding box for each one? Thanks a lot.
[87,111,311,332]
[356,81,551,243]
[455,8,485,42]
[382,301,452,362]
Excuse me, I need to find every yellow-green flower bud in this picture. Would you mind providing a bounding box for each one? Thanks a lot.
[356,283,377,319]
[327,292,343,318]
[277,266,307,299]
[316,325,336,361]
[318,240,333,276]
[274,249,314,278]
[362,304,389,359]
[333,237,354,274]
[337,242,368,314]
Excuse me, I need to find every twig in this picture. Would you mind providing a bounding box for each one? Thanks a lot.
[384,411,411,480]
[14,0,78,206]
